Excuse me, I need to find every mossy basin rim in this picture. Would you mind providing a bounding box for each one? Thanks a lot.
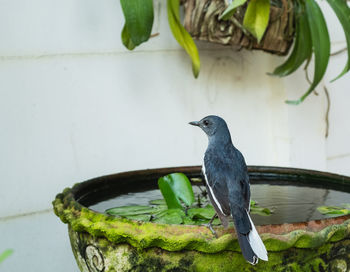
[53,165,350,252]
[53,166,350,271]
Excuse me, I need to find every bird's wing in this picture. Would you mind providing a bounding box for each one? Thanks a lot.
[203,147,250,222]
[232,148,251,210]
[203,155,231,216]
[225,148,252,234]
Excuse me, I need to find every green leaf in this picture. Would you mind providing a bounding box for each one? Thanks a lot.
[125,214,152,221]
[220,0,248,20]
[187,205,216,220]
[186,218,221,225]
[120,0,154,47]
[152,209,185,224]
[149,199,166,205]
[158,173,195,209]
[317,206,350,215]
[190,177,203,183]
[167,0,200,78]
[271,2,312,77]
[251,206,272,216]
[121,24,136,50]
[341,203,350,209]
[250,200,272,216]
[183,216,197,225]
[243,0,270,43]
[326,0,350,81]
[105,205,159,216]
[0,249,13,264]
[286,0,330,105]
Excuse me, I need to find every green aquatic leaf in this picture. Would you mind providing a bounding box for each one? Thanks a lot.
[271,1,312,77]
[158,173,195,209]
[106,205,159,216]
[250,200,272,215]
[190,177,203,183]
[326,0,350,81]
[286,0,330,105]
[317,206,350,215]
[341,203,350,209]
[167,0,200,78]
[121,24,136,50]
[0,249,13,264]
[183,217,197,225]
[124,214,152,221]
[149,199,166,205]
[120,0,154,47]
[152,209,185,224]
[188,205,216,220]
[250,206,271,216]
[243,0,270,43]
[183,214,221,225]
[220,0,248,20]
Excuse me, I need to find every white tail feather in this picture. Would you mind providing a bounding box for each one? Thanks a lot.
[247,213,268,261]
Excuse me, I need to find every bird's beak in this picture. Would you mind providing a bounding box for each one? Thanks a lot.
[189,121,200,127]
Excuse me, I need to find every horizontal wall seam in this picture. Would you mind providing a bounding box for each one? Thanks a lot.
[0,40,346,62]
[0,49,178,61]
[0,48,216,62]
[0,208,52,222]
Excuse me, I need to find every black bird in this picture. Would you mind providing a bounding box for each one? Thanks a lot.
[189,115,268,265]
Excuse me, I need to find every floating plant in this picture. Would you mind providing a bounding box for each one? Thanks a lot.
[317,204,350,216]
[105,172,272,225]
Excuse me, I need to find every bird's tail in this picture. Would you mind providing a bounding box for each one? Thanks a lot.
[234,212,268,265]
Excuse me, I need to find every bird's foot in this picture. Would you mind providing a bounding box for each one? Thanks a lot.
[204,222,218,238]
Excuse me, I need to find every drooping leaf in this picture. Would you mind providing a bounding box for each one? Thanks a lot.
[152,209,185,224]
[243,0,270,43]
[167,0,200,77]
[317,206,350,215]
[271,1,312,77]
[158,173,195,209]
[326,0,350,81]
[120,0,154,47]
[106,205,159,216]
[0,249,13,264]
[220,0,248,20]
[121,24,136,50]
[286,0,330,105]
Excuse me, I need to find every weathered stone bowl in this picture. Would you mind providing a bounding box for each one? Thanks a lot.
[53,166,350,272]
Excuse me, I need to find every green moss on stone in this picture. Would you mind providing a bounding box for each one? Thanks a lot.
[53,183,350,255]
[69,227,350,272]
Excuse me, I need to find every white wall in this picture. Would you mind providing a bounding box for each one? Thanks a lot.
[0,0,349,271]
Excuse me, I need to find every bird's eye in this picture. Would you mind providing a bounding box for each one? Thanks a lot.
[203,120,209,126]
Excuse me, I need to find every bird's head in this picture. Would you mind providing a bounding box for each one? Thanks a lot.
[189,115,229,138]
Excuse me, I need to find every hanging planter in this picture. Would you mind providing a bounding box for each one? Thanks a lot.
[182,0,295,56]
[119,0,350,104]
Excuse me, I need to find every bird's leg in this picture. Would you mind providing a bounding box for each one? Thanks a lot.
[204,213,218,238]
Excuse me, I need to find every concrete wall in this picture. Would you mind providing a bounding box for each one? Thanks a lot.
[0,0,349,270]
